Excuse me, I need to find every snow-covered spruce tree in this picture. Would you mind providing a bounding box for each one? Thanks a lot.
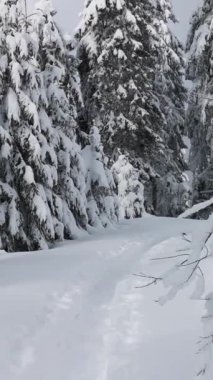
[144,0,190,215]
[0,0,90,251]
[82,126,118,227]
[35,0,118,230]
[186,0,213,212]
[153,0,186,141]
[33,0,90,235]
[152,0,189,211]
[76,0,187,216]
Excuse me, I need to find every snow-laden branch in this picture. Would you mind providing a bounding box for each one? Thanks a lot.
[136,214,213,377]
[178,198,213,219]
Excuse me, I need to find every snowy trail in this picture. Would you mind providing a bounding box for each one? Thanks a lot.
[0,216,208,380]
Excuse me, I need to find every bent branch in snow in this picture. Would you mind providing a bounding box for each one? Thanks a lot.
[178,198,213,219]
[136,225,213,376]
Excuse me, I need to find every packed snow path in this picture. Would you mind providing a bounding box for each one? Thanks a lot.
[0,216,208,380]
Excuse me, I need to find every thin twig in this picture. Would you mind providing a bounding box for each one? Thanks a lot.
[151,253,189,261]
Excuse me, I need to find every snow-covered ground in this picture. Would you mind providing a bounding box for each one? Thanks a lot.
[0,216,211,380]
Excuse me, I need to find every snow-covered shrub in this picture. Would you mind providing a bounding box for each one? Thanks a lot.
[112,154,144,219]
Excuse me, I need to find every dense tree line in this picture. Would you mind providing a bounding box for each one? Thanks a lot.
[1,0,208,251]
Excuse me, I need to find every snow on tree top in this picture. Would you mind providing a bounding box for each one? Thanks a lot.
[81,0,127,31]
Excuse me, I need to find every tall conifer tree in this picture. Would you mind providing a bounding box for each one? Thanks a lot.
[0,0,89,251]
[186,0,213,209]
[76,0,187,216]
